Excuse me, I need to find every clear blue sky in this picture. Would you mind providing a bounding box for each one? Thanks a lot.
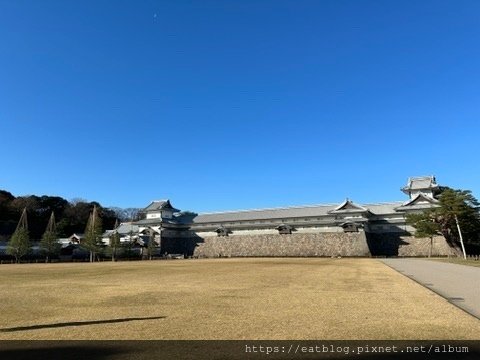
[1,0,479,212]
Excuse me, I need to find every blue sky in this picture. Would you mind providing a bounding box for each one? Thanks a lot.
[1,0,479,212]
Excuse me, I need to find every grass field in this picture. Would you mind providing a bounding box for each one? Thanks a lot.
[0,258,479,340]
[432,257,480,268]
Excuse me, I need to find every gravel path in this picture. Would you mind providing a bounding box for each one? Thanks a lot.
[381,258,480,319]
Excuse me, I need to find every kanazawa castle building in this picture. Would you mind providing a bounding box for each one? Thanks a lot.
[122,176,454,257]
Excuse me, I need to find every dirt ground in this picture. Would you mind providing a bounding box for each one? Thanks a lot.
[0,258,479,340]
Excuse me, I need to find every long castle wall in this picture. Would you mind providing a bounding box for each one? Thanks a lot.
[162,232,457,257]
[193,232,371,257]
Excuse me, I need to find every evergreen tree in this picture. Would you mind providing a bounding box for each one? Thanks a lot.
[83,205,103,262]
[147,230,156,260]
[406,211,441,257]
[406,187,480,257]
[109,219,121,261]
[40,211,61,262]
[122,229,137,259]
[7,208,31,263]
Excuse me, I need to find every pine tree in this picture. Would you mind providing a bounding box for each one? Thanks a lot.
[40,211,61,262]
[83,205,103,262]
[147,230,156,260]
[406,187,480,258]
[7,208,31,263]
[109,219,121,261]
[406,210,441,257]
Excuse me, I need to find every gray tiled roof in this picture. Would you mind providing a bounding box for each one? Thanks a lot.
[116,223,139,235]
[193,201,403,224]
[143,200,179,212]
[366,202,404,214]
[329,199,369,213]
[395,193,439,211]
[102,224,139,237]
[402,176,438,191]
[134,218,186,227]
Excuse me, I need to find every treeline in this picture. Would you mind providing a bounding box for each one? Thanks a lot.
[0,190,140,240]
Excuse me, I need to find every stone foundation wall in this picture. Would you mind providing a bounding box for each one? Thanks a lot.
[192,232,371,257]
[366,233,457,257]
[161,232,456,257]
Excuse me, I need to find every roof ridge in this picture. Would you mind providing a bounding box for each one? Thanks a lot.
[198,200,407,216]
[363,200,404,205]
[198,203,340,215]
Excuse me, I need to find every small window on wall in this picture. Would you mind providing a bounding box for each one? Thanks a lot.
[341,223,360,233]
[276,224,294,235]
[215,226,231,237]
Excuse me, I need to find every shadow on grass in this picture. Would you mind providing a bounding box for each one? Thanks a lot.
[0,316,166,332]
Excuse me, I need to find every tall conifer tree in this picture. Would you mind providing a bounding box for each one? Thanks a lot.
[40,211,61,262]
[109,219,121,261]
[7,208,31,263]
[147,229,156,260]
[83,205,103,262]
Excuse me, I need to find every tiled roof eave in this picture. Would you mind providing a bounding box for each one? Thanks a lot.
[395,204,440,211]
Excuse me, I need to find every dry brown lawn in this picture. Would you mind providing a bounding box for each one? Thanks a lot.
[0,258,479,340]
[432,257,480,268]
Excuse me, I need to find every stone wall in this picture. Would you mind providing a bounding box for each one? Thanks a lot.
[366,233,457,257]
[192,232,371,257]
[161,232,456,257]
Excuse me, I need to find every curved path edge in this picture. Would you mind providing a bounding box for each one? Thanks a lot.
[380,258,480,320]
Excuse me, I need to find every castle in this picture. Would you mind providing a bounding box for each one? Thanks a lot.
[128,176,455,257]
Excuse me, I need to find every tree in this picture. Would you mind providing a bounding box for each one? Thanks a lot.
[109,207,141,222]
[122,229,137,259]
[146,230,157,260]
[109,219,121,261]
[40,211,61,262]
[83,206,103,262]
[7,208,31,263]
[406,188,480,258]
[406,211,441,257]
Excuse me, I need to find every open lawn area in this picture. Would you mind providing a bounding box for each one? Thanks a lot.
[432,257,480,268]
[0,258,479,340]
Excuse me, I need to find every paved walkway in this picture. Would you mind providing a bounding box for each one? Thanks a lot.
[381,258,480,319]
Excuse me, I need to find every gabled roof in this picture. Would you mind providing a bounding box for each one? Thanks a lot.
[328,199,369,214]
[395,193,440,211]
[69,233,84,239]
[116,223,140,235]
[139,227,161,235]
[103,223,139,236]
[103,230,115,237]
[401,176,439,194]
[143,200,179,213]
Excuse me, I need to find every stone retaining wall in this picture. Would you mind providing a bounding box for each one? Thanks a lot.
[192,232,371,257]
[161,232,456,257]
[366,233,457,257]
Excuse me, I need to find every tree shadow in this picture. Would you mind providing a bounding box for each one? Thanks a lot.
[161,234,204,257]
[366,232,411,256]
[0,316,166,332]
